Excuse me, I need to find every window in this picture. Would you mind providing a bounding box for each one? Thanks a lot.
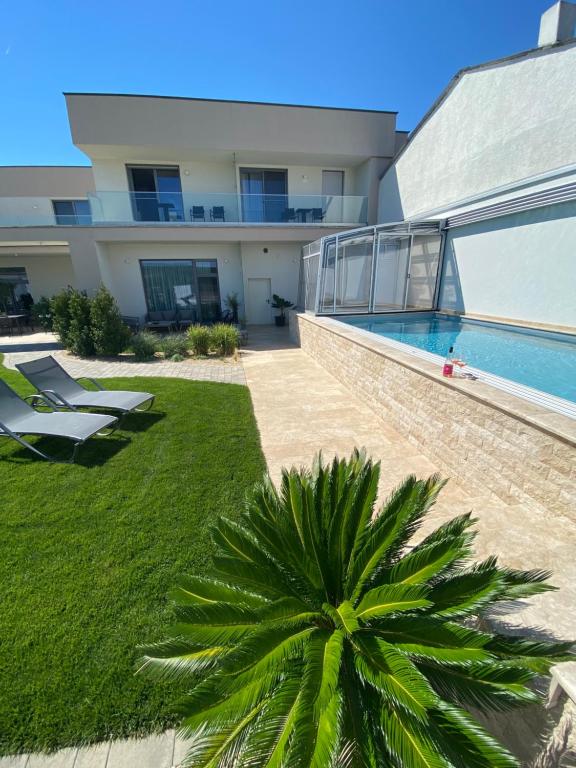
[239,168,287,222]
[0,267,29,311]
[52,200,92,225]
[127,166,184,222]
[140,259,221,322]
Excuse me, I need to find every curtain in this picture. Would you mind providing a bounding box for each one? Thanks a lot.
[141,260,196,312]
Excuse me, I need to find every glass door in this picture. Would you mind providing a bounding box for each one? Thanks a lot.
[240,169,287,223]
[128,167,184,222]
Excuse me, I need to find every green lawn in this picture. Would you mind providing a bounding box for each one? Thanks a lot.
[0,359,265,755]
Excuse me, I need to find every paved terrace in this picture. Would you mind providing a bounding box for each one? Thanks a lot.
[1,327,575,766]
[0,332,245,385]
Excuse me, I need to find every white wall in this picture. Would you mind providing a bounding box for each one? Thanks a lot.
[438,201,576,329]
[100,242,243,318]
[0,253,75,298]
[378,43,576,222]
[240,242,301,323]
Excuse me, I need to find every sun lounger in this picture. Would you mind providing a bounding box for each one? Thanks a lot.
[0,379,117,462]
[16,356,154,416]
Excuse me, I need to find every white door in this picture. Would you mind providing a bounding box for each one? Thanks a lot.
[246,278,272,324]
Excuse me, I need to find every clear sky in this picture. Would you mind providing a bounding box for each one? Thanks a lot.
[0,0,554,166]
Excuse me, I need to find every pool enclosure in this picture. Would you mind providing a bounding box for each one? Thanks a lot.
[299,221,444,315]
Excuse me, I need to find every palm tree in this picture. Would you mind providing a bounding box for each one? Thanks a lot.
[139,451,572,767]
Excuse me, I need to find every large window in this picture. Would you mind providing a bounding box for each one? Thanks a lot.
[239,168,287,223]
[0,267,29,311]
[52,200,92,225]
[127,166,184,222]
[140,259,221,322]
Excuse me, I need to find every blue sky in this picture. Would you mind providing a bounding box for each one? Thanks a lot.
[0,0,553,166]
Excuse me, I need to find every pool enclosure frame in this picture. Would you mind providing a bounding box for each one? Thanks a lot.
[299,220,446,316]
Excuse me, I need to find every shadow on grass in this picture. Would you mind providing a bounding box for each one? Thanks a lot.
[117,411,166,433]
[0,433,130,466]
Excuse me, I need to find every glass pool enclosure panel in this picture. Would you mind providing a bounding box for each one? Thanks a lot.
[300,222,443,315]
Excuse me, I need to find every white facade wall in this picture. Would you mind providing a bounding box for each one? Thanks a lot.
[0,253,75,298]
[240,243,301,324]
[438,201,576,329]
[99,242,243,318]
[378,44,576,222]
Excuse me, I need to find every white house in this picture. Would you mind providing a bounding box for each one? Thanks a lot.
[377,1,576,331]
[0,97,407,324]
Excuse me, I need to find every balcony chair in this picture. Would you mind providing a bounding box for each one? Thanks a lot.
[0,378,118,463]
[16,356,154,419]
[311,208,325,223]
[283,208,297,223]
[191,206,206,222]
[210,206,225,222]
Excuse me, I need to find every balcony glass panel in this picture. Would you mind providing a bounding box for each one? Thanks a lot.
[0,192,368,227]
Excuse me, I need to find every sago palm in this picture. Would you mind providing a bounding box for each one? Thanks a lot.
[139,450,572,767]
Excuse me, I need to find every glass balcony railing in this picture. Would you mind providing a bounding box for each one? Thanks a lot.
[0,192,368,227]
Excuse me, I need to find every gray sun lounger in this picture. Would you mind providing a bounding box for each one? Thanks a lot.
[0,379,118,462]
[16,356,155,416]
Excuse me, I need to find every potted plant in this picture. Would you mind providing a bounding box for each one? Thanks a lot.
[225,292,239,324]
[271,294,293,327]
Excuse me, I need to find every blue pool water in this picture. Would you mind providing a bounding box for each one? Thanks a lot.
[340,313,576,404]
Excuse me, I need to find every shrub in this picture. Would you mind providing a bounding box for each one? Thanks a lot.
[32,296,53,330]
[90,285,131,356]
[160,333,189,359]
[210,323,239,356]
[130,331,158,361]
[140,450,571,768]
[187,324,211,356]
[50,287,74,346]
[67,290,95,357]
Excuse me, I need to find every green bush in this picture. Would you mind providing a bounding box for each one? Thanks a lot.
[50,287,74,346]
[32,296,53,330]
[210,323,239,356]
[90,285,131,356]
[187,324,211,356]
[160,333,189,359]
[67,290,95,357]
[130,331,158,361]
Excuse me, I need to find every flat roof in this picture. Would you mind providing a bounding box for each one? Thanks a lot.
[63,92,398,115]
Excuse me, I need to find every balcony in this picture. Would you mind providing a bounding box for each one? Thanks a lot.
[0,192,368,228]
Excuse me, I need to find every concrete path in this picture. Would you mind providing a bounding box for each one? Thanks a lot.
[241,327,576,641]
[1,333,245,386]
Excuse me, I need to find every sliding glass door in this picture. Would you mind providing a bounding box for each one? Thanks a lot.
[140,259,221,321]
[240,169,287,223]
[128,166,184,222]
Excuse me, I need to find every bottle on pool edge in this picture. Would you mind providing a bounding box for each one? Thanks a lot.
[443,346,454,377]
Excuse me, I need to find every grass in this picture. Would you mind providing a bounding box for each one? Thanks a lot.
[0,359,265,755]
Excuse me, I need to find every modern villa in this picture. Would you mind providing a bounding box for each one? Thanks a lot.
[0,97,407,325]
[2,2,576,767]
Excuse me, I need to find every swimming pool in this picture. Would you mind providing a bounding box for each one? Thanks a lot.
[339,312,576,407]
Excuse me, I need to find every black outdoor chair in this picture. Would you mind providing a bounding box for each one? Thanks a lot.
[283,208,297,223]
[210,206,225,222]
[191,206,206,221]
[144,311,177,331]
[177,309,197,329]
[311,208,325,223]
[121,315,141,333]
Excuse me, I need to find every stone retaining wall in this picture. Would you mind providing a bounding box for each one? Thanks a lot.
[290,312,576,521]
